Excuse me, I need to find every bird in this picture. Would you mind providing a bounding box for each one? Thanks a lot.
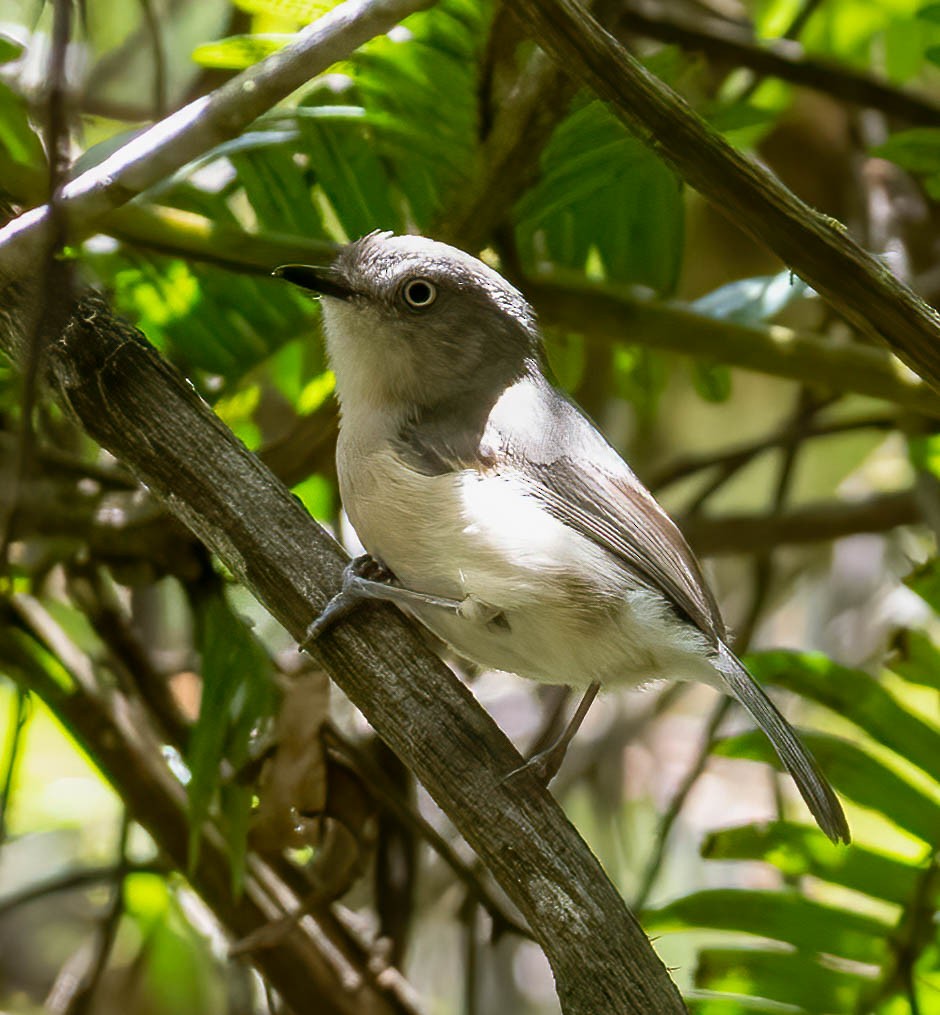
[275,230,850,845]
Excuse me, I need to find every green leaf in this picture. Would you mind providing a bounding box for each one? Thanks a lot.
[0,36,24,64]
[294,107,405,236]
[905,558,940,613]
[695,948,871,1012]
[701,823,924,907]
[232,0,340,21]
[645,889,890,963]
[919,4,940,22]
[890,629,940,692]
[191,34,295,70]
[690,361,733,403]
[0,81,45,170]
[873,129,940,175]
[717,731,940,845]
[516,98,683,294]
[744,650,940,785]
[188,586,276,889]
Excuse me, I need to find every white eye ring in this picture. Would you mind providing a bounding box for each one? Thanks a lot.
[402,277,437,309]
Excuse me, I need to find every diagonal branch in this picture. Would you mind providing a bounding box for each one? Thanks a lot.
[13,291,687,1014]
[617,1,940,126]
[513,0,940,392]
[0,0,435,281]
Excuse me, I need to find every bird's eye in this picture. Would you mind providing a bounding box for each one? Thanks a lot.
[402,278,437,309]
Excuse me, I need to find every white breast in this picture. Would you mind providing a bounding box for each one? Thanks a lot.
[337,427,617,606]
[334,411,716,689]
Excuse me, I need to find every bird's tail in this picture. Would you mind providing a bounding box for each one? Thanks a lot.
[714,642,850,844]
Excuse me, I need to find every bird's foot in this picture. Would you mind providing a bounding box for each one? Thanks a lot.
[504,682,601,787]
[301,557,504,648]
[301,554,397,647]
[506,742,569,786]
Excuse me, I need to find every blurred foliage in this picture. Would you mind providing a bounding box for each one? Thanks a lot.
[2,0,940,1012]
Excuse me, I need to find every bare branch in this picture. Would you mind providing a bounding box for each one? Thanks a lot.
[682,489,919,556]
[529,279,940,417]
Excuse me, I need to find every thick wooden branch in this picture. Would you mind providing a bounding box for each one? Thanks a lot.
[617,1,940,126]
[514,0,940,392]
[30,294,687,1014]
[530,279,940,417]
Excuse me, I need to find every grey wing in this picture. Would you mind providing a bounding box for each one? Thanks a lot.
[396,370,725,642]
[484,375,726,642]
[522,452,725,643]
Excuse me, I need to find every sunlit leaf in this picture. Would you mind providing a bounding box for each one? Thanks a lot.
[717,731,940,845]
[232,0,339,22]
[744,650,940,784]
[516,98,683,294]
[191,34,295,70]
[695,947,871,1012]
[0,81,45,170]
[701,823,924,906]
[645,889,890,963]
[890,628,940,692]
[692,271,809,325]
[0,36,24,64]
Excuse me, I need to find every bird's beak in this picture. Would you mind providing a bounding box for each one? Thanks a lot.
[272,264,356,301]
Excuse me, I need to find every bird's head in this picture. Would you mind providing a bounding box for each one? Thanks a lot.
[276,232,540,414]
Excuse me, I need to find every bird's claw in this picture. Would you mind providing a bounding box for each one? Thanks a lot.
[504,745,566,787]
[300,555,396,648]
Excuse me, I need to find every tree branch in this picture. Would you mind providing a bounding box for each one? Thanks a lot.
[513,0,940,392]
[0,0,435,282]
[681,489,919,556]
[15,292,687,1013]
[616,1,940,126]
[529,279,940,417]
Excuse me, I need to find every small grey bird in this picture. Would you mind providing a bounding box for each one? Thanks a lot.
[276,231,849,844]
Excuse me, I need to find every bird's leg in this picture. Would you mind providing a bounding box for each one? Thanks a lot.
[509,681,601,785]
[302,554,501,646]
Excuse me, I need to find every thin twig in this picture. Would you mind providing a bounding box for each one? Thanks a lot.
[137,0,167,119]
[0,861,165,919]
[65,811,132,1015]
[0,0,73,570]
[0,687,29,846]
[648,413,898,493]
[636,389,824,907]
[324,723,533,941]
[633,697,732,910]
